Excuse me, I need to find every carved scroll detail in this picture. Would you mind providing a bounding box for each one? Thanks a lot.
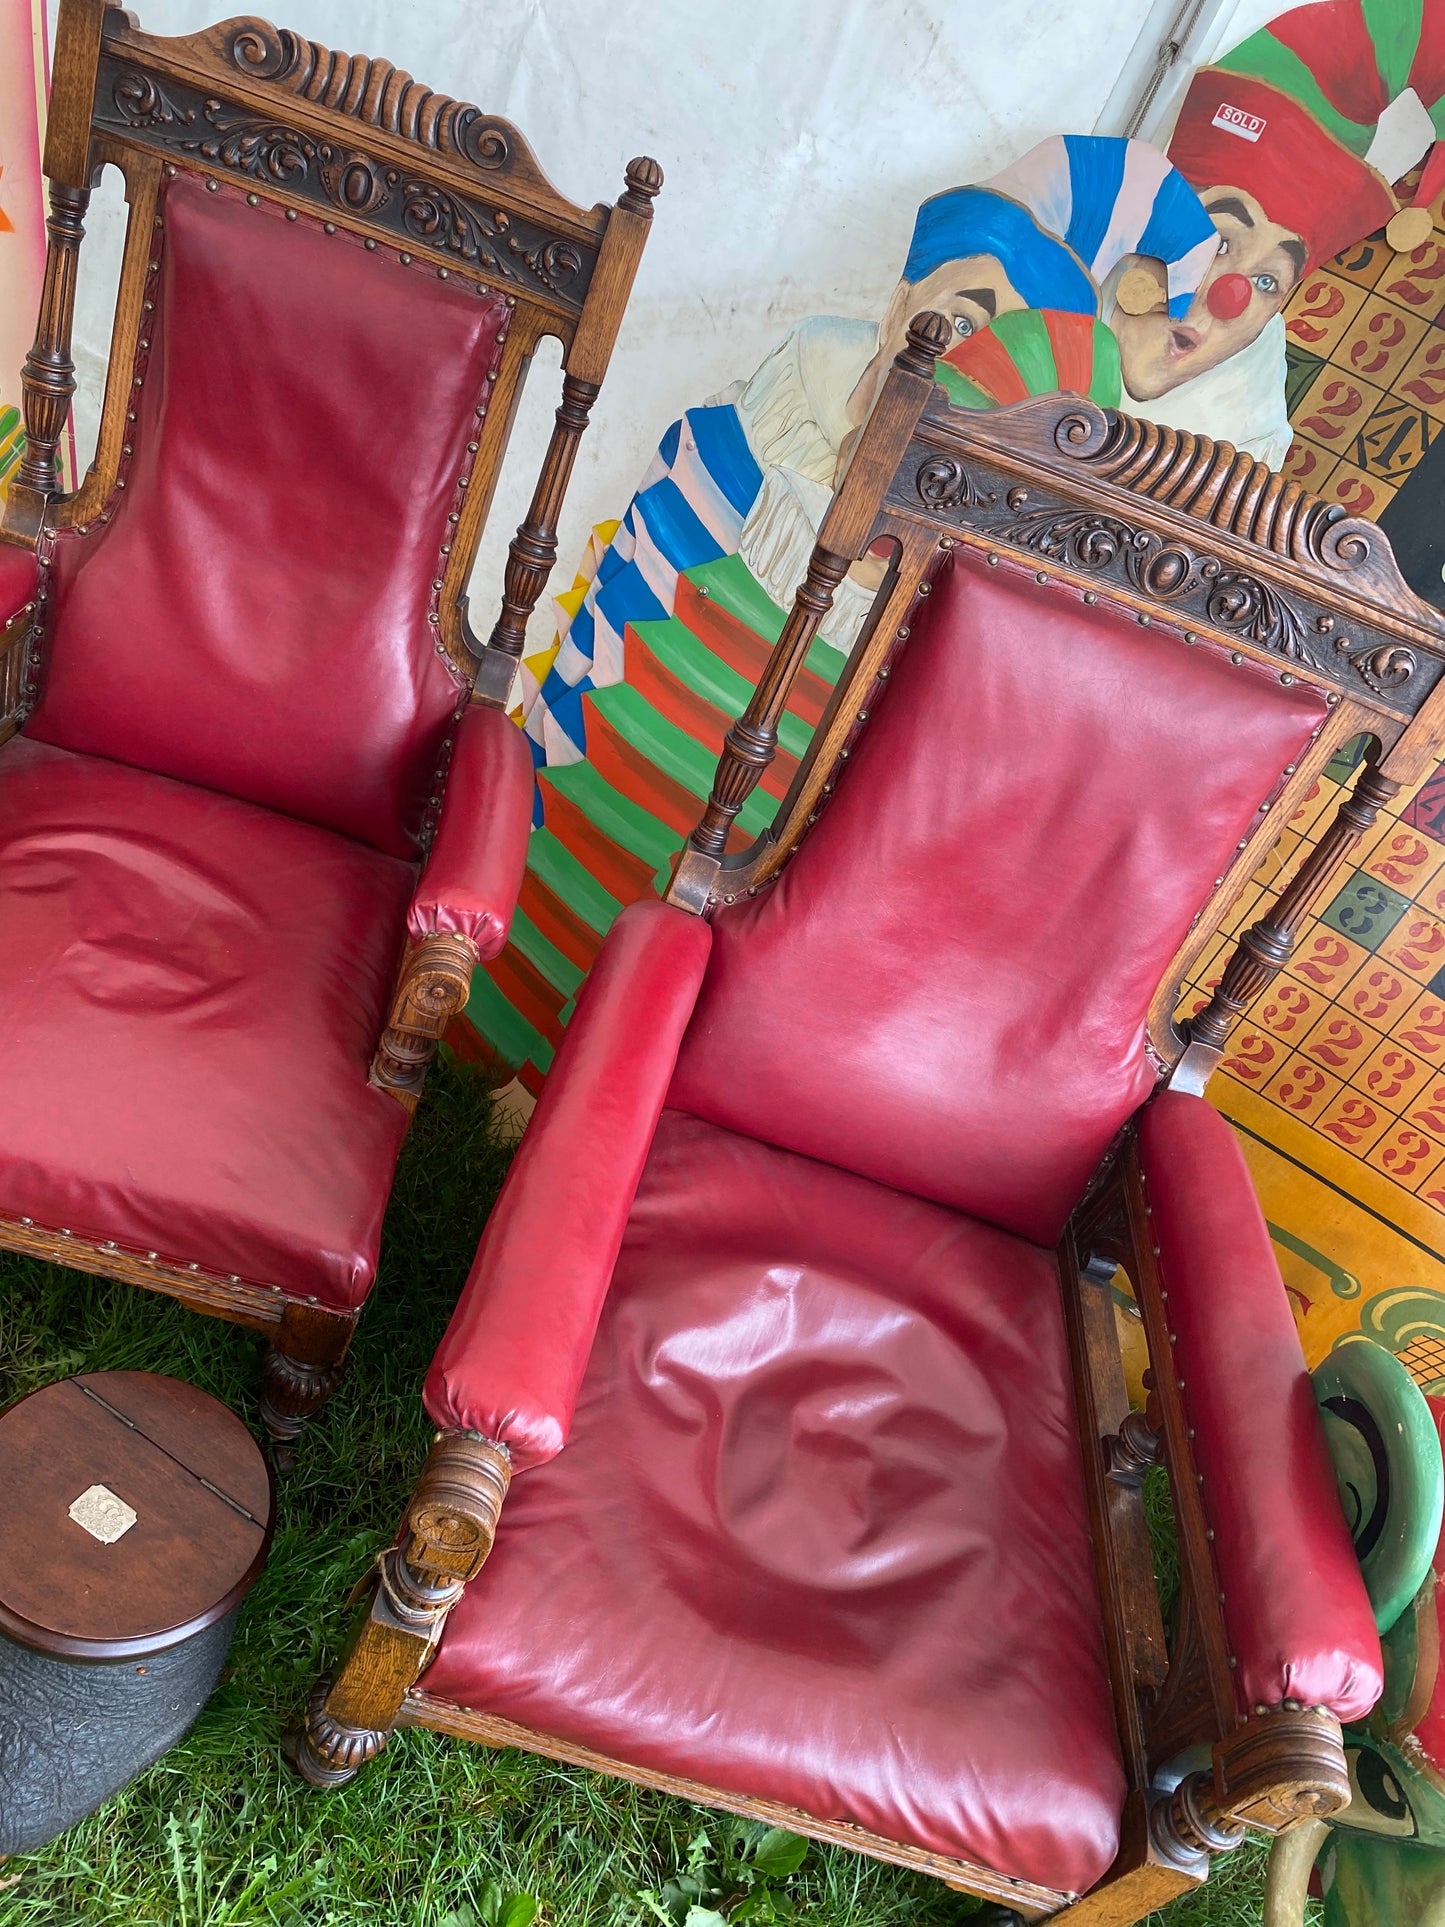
[370,932,479,1112]
[888,442,1439,714]
[222,18,515,171]
[97,59,595,304]
[1149,1708,1351,1874]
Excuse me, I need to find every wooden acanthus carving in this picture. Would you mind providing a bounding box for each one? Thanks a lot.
[11,183,90,526]
[292,1431,510,1786]
[370,931,479,1111]
[889,448,1436,715]
[1149,1706,1350,1873]
[483,371,600,662]
[95,58,596,306]
[1176,752,1398,1082]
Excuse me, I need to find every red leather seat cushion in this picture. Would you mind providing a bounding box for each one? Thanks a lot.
[669,548,1328,1244]
[419,1109,1126,1894]
[0,734,413,1306]
[28,171,510,858]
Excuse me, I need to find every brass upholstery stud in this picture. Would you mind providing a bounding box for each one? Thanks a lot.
[246,193,258,206]
[285,208,298,221]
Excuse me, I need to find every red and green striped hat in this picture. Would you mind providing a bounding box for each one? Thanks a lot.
[935,308,1122,411]
[1169,0,1445,266]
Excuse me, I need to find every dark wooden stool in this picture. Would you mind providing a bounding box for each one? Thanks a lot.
[0,1373,273,1854]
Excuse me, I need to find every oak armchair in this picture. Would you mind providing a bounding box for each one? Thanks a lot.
[294,316,1445,1920]
[0,0,660,1439]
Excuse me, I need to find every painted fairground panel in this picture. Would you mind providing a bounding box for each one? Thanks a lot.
[1173,154,1445,1430]
[0,0,48,498]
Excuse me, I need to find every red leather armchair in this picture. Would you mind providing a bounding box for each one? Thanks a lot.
[295,321,1445,1921]
[0,0,660,1438]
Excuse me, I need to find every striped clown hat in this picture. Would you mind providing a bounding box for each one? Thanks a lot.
[986,135,1221,318]
[1170,0,1445,267]
[935,308,1123,411]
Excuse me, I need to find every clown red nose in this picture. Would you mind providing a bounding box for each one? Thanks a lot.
[1205,272,1252,321]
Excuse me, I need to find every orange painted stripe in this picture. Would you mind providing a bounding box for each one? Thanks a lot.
[673,578,832,729]
[1043,309,1094,398]
[479,944,566,1044]
[585,706,701,839]
[955,326,1031,406]
[519,868,605,977]
[626,625,798,801]
[536,774,661,905]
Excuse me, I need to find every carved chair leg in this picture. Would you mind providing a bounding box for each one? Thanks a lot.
[289,1433,510,1786]
[370,932,480,1113]
[259,1302,356,1451]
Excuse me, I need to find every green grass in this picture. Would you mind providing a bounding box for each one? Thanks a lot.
[0,1058,1293,1925]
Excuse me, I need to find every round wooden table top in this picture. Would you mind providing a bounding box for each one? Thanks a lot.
[0,1373,274,1660]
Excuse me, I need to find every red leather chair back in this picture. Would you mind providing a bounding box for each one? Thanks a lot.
[669,546,1331,1244]
[27,170,511,859]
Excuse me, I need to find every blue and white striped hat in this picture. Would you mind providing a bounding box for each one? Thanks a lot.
[985,135,1220,319]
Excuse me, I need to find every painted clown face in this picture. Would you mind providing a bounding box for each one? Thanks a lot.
[845,255,1029,435]
[1112,186,1306,402]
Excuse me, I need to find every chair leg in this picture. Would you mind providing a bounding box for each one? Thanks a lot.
[288,1434,510,1786]
[259,1302,356,1450]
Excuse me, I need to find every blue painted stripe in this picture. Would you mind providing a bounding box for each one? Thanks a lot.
[1062,135,1126,277]
[658,417,682,466]
[633,475,726,572]
[539,679,591,754]
[1138,166,1217,286]
[594,559,667,641]
[686,402,764,517]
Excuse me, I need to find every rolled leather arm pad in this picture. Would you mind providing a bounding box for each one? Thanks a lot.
[407,701,534,959]
[424,898,714,1467]
[1139,1091,1382,1723]
[0,543,39,627]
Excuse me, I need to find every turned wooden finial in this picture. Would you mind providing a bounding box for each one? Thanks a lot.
[620,156,664,214]
[898,309,952,379]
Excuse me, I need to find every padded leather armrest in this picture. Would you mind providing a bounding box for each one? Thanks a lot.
[1139,1091,1383,1724]
[407,702,533,960]
[0,543,39,629]
[424,899,714,1467]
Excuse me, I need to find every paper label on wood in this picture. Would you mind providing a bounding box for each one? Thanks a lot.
[68,1484,139,1544]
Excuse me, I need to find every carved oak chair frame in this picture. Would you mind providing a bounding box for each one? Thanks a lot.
[0,1,659,1434]
[292,317,1445,1921]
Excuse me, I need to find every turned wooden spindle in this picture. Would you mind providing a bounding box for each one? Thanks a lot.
[483,158,661,665]
[1187,752,1399,1056]
[684,309,953,864]
[16,182,90,499]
